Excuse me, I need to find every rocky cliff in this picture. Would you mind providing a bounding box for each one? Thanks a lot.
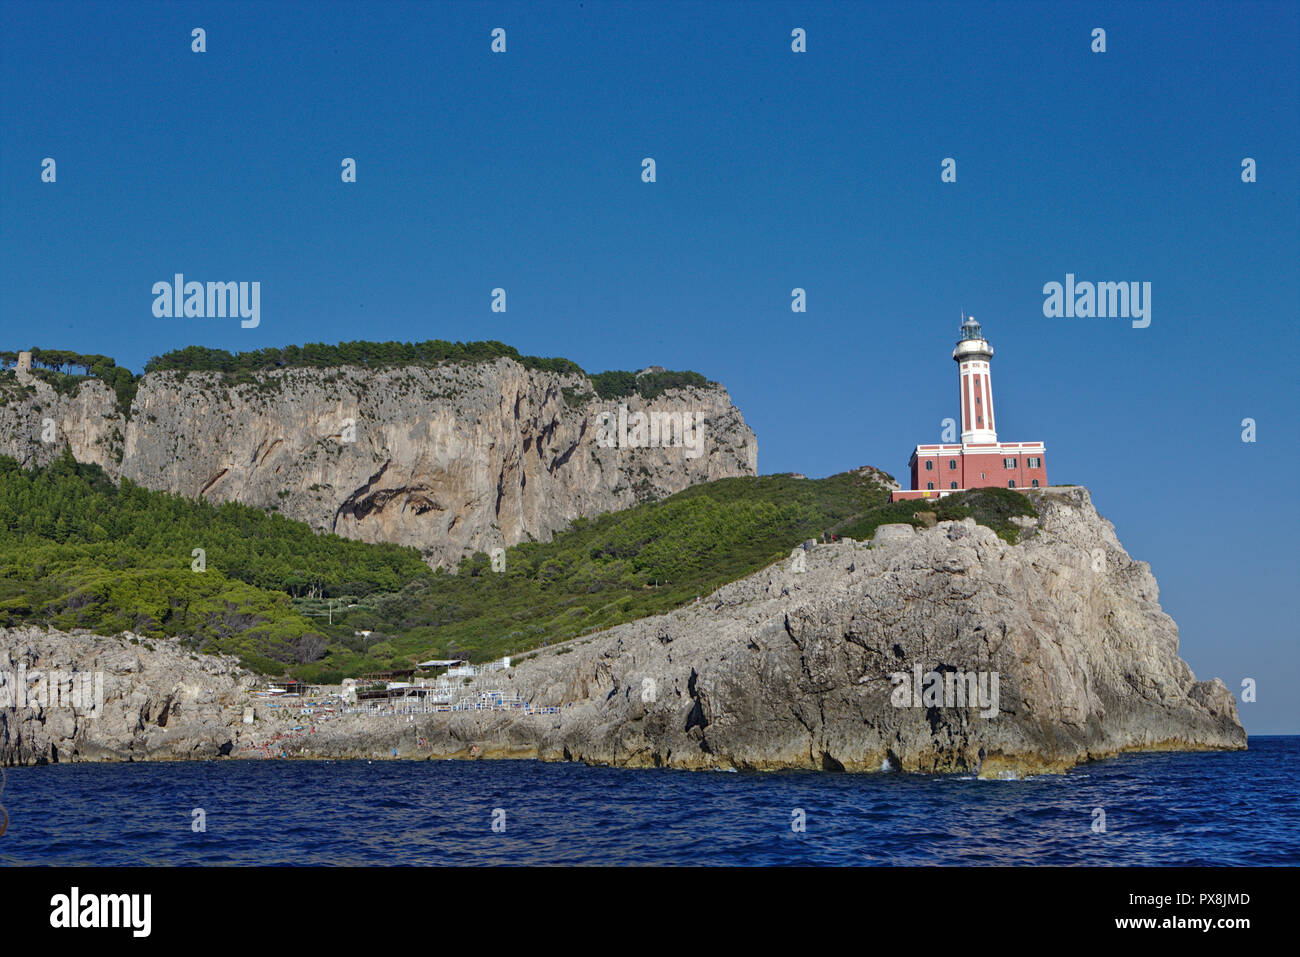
[0,359,758,567]
[0,487,1246,775]
[0,628,251,764]
[345,485,1244,775]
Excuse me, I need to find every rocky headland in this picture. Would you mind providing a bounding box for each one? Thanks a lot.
[0,487,1245,776]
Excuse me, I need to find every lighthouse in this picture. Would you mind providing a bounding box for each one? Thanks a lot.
[892,316,1047,501]
[955,315,997,444]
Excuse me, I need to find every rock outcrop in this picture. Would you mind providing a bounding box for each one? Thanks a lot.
[0,629,253,764]
[0,359,758,567]
[378,486,1245,776]
[0,487,1245,775]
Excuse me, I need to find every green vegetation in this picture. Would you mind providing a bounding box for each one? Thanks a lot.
[837,486,1038,545]
[588,369,715,400]
[346,470,898,673]
[0,349,138,418]
[0,451,1036,683]
[143,339,584,381]
[0,450,431,673]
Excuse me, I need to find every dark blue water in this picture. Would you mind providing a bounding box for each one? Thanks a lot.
[1,737,1296,865]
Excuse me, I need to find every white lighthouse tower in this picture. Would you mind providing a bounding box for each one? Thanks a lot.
[954,314,996,445]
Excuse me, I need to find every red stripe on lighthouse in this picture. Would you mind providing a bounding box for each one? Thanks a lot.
[961,367,971,431]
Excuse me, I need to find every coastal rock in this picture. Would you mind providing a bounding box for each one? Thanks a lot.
[0,630,254,764]
[394,486,1245,776]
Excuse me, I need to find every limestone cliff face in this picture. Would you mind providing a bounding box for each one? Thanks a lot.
[0,359,758,567]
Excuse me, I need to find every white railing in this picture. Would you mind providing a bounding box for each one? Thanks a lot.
[341,656,521,717]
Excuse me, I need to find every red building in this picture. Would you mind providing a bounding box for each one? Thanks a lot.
[891,316,1047,502]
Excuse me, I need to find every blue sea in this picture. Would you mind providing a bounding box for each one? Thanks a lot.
[2,737,1296,866]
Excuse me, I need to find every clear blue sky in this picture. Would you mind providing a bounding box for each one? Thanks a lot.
[2,1,1297,731]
